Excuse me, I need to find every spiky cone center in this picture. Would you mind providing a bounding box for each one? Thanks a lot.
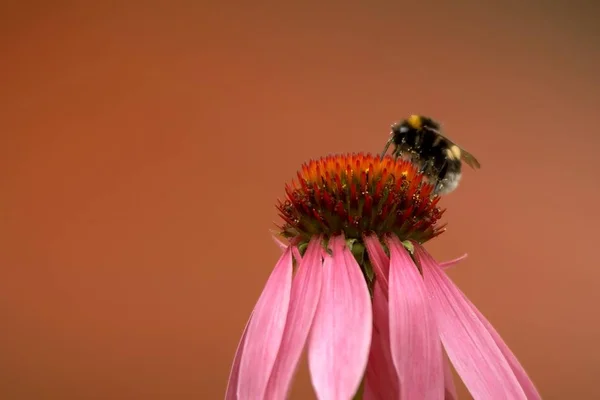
[276,153,446,249]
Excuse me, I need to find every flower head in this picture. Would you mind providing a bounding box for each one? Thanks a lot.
[226,153,540,400]
[277,153,445,244]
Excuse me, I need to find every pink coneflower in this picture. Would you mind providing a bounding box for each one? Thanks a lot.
[225,153,540,400]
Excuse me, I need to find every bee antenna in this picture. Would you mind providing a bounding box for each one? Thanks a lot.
[381,137,393,158]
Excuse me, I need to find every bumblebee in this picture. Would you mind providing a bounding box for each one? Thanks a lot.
[381,115,481,195]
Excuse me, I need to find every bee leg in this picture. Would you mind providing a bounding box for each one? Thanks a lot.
[412,152,427,172]
[381,138,394,158]
[434,161,449,195]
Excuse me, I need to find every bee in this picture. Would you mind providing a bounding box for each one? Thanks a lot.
[381,115,481,195]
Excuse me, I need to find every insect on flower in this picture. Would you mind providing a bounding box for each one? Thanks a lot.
[381,115,481,195]
[225,153,539,400]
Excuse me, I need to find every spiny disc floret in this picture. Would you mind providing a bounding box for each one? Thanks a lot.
[276,153,445,243]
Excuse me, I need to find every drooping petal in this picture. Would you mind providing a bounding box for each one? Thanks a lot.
[237,248,293,399]
[272,235,303,262]
[265,237,324,399]
[309,235,373,400]
[364,283,399,400]
[225,312,253,400]
[439,253,468,270]
[442,355,458,400]
[364,235,390,293]
[272,235,288,250]
[362,380,377,400]
[463,291,541,399]
[292,247,303,262]
[386,236,444,400]
[416,245,528,400]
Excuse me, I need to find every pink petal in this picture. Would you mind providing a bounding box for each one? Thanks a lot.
[364,282,399,400]
[308,235,373,400]
[364,235,390,293]
[237,248,293,399]
[272,235,288,250]
[463,290,541,399]
[386,236,444,400]
[439,253,468,270]
[272,236,303,262]
[416,245,528,399]
[265,237,324,399]
[225,312,253,400]
[442,356,457,400]
[292,248,303,263]
[362,380,377,400]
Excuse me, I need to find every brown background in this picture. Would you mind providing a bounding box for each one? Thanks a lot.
[1,1,599,399]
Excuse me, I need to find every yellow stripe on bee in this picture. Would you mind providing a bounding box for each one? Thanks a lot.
[446,145,461,160]
[407,115,423,129]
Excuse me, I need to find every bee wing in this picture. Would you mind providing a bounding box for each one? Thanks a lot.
[460,148,481,169]
[435,128,482,170]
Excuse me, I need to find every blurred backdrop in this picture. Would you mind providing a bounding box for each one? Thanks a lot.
[1,1,599,399]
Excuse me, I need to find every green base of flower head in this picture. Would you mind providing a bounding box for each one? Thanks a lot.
[291,235,418,295]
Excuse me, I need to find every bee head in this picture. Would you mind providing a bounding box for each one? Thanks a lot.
[382,120,410,157]
[389,120,411,146]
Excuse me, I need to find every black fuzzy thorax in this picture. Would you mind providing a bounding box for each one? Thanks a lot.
[390,119,462,184]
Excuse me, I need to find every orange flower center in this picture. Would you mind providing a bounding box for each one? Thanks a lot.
[276,153,446,244]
